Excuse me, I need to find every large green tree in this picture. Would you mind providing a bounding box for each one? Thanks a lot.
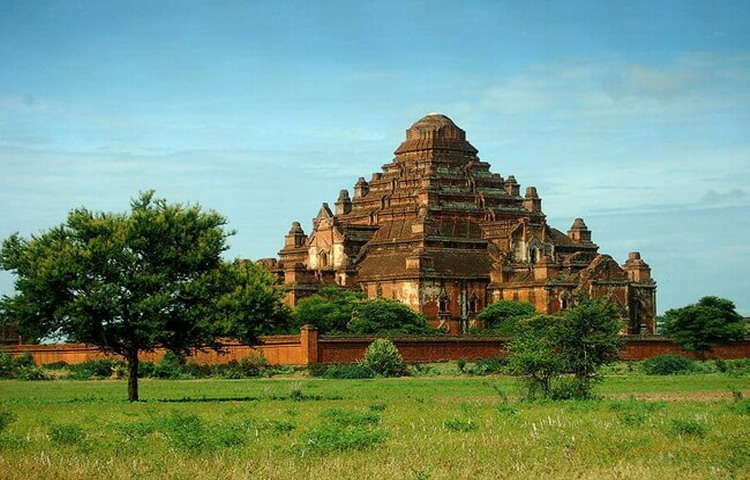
[0,191,289,401]
[508,298,622,400]
[293,286,364,333]
[662,296,746,357]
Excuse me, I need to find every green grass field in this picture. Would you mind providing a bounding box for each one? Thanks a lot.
[1,372,749,479]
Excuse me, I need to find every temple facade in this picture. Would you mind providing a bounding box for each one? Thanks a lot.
[267,114,656,334]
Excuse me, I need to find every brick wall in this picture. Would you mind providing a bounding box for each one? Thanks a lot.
[3,328,749,366]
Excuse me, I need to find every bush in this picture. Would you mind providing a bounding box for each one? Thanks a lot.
[13,352,35,368]
[348,299,436,335]
[363,339,406,377]
[641,355,696,375]
[49,423,85,444]
[42,361,68,370]
[19,366,50,381]
[298,423,387,454]
[153,351,184,379]
[669,419,709,438]
[137,361,156,378]
[0,409,16,434]
[309,363,375,379]
[466,357,507,375]
[67,359,123,379]
[238,355,268,377]
[477,301,536,335]
[0,351,13,378]
[320,408,380,427]
[443,418,478,432]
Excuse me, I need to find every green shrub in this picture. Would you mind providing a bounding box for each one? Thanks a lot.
[293,285,364,334]
[730,399,750,416]
[348,299,437,335]
[238,355,268,377]
[13,352,35,368]
[0,351,14,378]
[477,300,536,335]
[617,410,647,426]
[443,418,478,432]
[363,339,406,377]
[42,361,68,370]
[456,358,467,373]
[669,419,709,437]
[298,423,387,454]
[721,358,750,377]
[0,409,16,434]
[49,423,85,444]
[138,361,156,378]
[153,351,184,379]
[309,363,375,379]
[19,366,50,381]
[320,408,380,427]
[495,402,517,416]
[467,357,507,375]
[642,355,696,375]
[67,359,123,379]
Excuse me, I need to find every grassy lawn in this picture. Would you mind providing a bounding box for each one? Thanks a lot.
[1,373,749,479]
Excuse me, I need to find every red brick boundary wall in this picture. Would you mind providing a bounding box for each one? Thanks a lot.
[3,326,749,366]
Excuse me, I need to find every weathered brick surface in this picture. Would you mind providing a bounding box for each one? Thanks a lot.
[4,330,748,366]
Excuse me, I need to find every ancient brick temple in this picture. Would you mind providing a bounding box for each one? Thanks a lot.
[267,114,656,334]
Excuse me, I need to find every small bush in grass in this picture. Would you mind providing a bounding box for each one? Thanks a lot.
[669,419,709,438]
[238,355,268,377]
[310,363,375,379]
[468,357,507,375]
[363,339,406,377]
[642,355,696,375]
[49,423,85,445]
[730,399,750,416]
[617,410,647,426]
[289,385,305,401]
[456,358,467,373]
[268,420,296,433]
[495,402,517,416]
[299,423,387,454]
[19,366,50,381]
[0,409,16,433]
[368,403,387,412]
[320,408,380,427]
[443,418,478,432]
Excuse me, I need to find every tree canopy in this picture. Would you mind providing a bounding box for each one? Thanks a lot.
[0,191,290,401]
[476,300,536,336]
[348,299,436,335]
[662,296,746,355]
[293,286,364,334]
[508,298,622,400]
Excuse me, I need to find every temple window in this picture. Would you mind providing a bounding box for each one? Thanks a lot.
[469,293,480,313]
[438,290,449,314]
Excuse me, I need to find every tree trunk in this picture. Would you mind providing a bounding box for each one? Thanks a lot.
[127,350,140,402]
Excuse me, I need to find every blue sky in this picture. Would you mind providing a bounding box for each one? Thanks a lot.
[1,1,749,314]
